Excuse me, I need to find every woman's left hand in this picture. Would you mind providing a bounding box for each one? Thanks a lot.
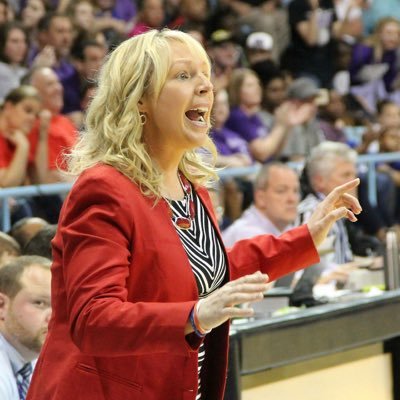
[307,178,362,248]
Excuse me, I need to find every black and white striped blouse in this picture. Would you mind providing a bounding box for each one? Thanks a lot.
[167,185,227,400]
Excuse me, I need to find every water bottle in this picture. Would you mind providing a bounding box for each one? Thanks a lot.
[384,229,400,290]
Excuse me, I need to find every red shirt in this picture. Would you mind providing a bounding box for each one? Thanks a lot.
[0,132,35,168]
[28,115,77,170]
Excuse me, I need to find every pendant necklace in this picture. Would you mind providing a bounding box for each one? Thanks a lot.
[165,172,195,230]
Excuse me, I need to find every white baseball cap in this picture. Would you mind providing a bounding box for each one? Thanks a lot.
[246,32,274,51]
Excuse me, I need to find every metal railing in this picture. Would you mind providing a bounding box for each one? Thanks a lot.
[1,152,400,232]
[218,152,400,208]
[1,183,72,232]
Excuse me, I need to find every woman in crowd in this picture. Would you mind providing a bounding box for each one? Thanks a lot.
[349,17,400,112]
[20,0,46,37]
[0,85,50,227]
[225,67,315,163]
[26,29,361,400]
[209,88,252,222]
[66,0,97,37]
[210,88,252,168]
[0,85,41,188]
[128,0,165,37]
[0,21,29,100]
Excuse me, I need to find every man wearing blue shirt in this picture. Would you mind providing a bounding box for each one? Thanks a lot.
[222,162,301,246]
[0,256,51,400]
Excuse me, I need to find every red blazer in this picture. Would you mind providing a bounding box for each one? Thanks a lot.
[27,164,319,400]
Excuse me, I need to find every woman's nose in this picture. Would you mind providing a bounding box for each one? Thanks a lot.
[197,75,213,95]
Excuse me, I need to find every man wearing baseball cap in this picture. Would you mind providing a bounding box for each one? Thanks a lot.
[246,31,280,87]
[245,31,274,66]
[208,30,242,91]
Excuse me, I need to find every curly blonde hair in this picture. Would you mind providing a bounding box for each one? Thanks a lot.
[67,29,218,198]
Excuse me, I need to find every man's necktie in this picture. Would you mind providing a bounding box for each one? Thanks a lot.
[16,362,32,400]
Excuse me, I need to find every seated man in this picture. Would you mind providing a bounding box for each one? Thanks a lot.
[24,67,77,222]
[222,161,301,290]
[24,67,77,184]
[298,141,379,285]
[0,255,51,400]
[222,162,300,245]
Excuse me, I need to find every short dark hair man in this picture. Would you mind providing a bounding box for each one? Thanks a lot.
[0,256,51,400]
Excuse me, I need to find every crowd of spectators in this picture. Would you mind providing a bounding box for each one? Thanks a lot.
[0,4,399,241]
[0,0,399,247]
[0,0,398,250]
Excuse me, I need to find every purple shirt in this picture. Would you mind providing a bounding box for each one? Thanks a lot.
[350,43,398,92]
[210,126,251,157]
[38,0,136,20]
[319,120,347,143]
[114,0,137,21]
[225,106,269,144]
[95,0,136,21]
[53,60,82,114]
[29,48,82,114]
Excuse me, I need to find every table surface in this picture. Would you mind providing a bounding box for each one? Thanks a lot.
[229,289,400,374]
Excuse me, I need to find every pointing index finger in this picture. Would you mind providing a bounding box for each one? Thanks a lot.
[333,178,360,194]
[325,178,362,213]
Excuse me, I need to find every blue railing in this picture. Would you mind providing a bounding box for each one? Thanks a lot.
[1,183,73,232]
[218,152,400,208]
[1,152,400,232]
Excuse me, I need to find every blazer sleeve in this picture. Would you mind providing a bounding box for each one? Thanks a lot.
[59,171,201,357]
[226,225,320,281]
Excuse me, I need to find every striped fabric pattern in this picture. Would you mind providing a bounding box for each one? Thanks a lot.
[298,193,353,264]
[168,187,227,400]
[16,362,32,400]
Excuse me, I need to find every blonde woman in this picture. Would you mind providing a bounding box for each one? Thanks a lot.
[26,29,361,400]
[350,17,400,96]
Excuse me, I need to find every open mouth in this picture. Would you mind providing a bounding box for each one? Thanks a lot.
[185,108,208,125]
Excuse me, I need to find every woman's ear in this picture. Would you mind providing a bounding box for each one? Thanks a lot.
[137,97,148,113]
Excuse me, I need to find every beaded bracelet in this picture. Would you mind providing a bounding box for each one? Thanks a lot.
[190,302,211,338]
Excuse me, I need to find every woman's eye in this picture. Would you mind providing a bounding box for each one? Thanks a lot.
[178,72,190,80]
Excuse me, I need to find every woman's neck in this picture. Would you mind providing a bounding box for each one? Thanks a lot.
[160,168,185,201]
[144,132,189,199]
[149,148,185,200]
[240,103,259,115]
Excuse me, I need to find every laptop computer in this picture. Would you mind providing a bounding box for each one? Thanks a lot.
[289,262,328,307]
